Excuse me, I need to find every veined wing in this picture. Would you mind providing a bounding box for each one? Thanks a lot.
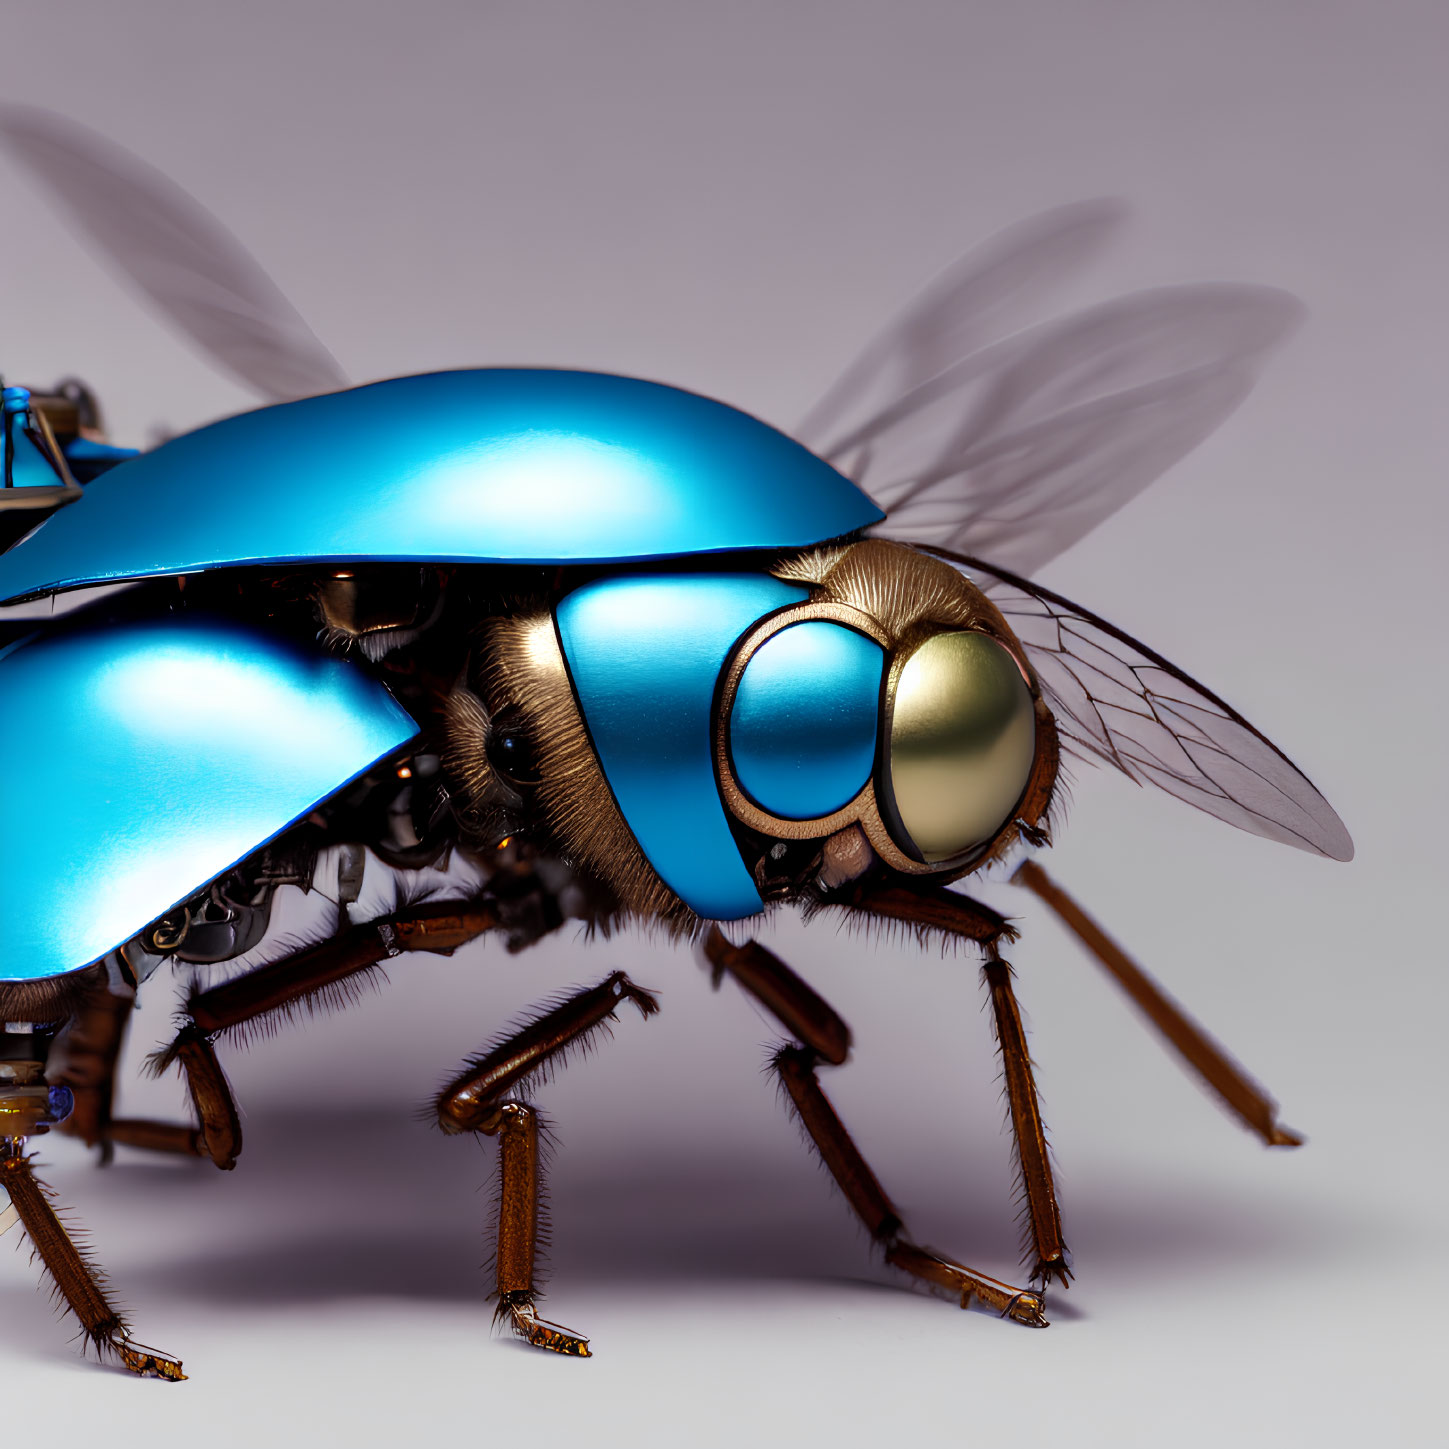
[801,204,1301,577]
[0,105,350,403]
[928,547,1353,861]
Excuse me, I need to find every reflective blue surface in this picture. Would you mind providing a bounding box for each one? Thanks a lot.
[3,387,68,491]
[557,573,807,919]
[44,1084,74,1127]
[0,616,417,981]
[0,369,883,604]
[62,437,140,482]
[729,621,883,820]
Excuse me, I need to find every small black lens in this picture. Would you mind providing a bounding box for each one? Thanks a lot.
[485,708,541,785]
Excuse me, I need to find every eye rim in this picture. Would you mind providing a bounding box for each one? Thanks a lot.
[714,600,886,840]
[714,605,1052,878]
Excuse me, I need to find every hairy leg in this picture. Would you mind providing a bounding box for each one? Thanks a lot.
[829,880,1071,1288]
[132,900,505,1168]
[435,971,661,1355]
[704,926,1049,1323]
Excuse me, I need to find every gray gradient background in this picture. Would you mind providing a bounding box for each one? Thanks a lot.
[1,2,1444,1444]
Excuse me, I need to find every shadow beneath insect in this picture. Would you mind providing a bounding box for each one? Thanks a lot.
[104,1104,1374,1315]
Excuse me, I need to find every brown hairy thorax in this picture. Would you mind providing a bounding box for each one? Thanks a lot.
[773,537,1025,654]
[444,608,699,934]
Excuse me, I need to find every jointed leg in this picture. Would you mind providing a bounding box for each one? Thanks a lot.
[838,881,1071,1290]
[704,926,1048,1325]
[135,900,504,1169]
[0,1144,185,1379]
[1011,859,1302,1146]
[50,976,133,1153]
[982,960,1069,1285]
[49,976,233,1166]
[436,971,661,1356]
[166,1027,243,1170]
[2,1045,184,1381]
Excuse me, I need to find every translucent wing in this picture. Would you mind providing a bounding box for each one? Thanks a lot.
[797,199,1128,451]
[800,204,1302,577]
[929,547,1353,861]
[0,105,350,403]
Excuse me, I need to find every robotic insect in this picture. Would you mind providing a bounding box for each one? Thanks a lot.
[0,108,1351,1379]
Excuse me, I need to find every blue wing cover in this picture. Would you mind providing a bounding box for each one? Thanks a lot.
[0,369,883,604]
[0,615,418,981]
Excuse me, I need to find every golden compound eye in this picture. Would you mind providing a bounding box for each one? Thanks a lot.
[884,631,1036,863]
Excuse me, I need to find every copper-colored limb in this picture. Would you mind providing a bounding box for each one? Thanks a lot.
[837,881,1068,1287]
[773,1046,897,1236]
[188,900,500,1037]
[104,1120,204,1157]
[884,1241,1049,1322]
[703,926,851,1065]
[50,979,134,1149]
[187,926,388,1035]
[436,972,660,1357]
[719,925,1045,1324]
[0,1147,185,1380]
[123,900,508,1168]
[48,979,226,1165]
[436,971,660,1134]
[1011,858,1302,1147]
[982,960,1070,1286]
[493,1102,540,1296]
[769,1044,1046,1326]
[489,1102,586,1355]
[172,1027,242,1170]
[838,879,1018,951]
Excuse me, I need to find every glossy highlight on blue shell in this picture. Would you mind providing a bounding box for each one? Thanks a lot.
[0,615,418,982]
[556,573,808,920]
[729,621,884,820]
[0,369,884,605]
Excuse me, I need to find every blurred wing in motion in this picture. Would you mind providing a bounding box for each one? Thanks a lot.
[797,199,1128,451]
[0,104,350,403]
[801,203,1302,577]
[930,548,1353,861]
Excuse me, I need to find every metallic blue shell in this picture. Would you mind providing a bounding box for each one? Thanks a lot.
[729,621,884,820]
[0,369,883,604]
[556,573,807,920]
[3,386,70,491]
[0,615,417,982]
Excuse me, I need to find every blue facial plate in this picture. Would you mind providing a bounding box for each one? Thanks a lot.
[556,574,808,920]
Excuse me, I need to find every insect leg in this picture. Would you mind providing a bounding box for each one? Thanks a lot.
[161,1026,243,1170]
[827,882,1070,1286]
[49,975,133,1155]
[139,899,505,1168]
[42,976,210,1161]
[186,899,502,1040]
[981,959,1070,1286]
[0,1136,183,1378]
[702,927,1048,1326]
[1011,858,1302,1146]
[435,971,661,1357]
